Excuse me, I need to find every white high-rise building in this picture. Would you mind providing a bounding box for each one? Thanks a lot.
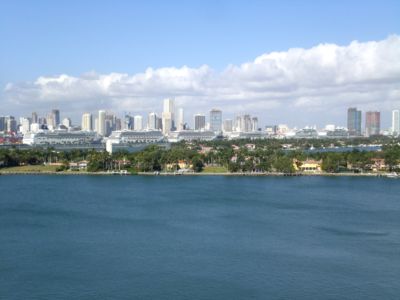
[82,113,93,131]
[392,110,400,136]
[162,112,172,135]
[134,115,143,131]
[19,117,31,134]
[251,117,258,132]
[98,110,106,136]
[62,118,72,128]
[163,98,175,132]
[177,108,184,131]
[148,112,157,130]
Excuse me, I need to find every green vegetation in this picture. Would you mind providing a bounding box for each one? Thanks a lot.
[0,137,399,174]
[0,165,59,173]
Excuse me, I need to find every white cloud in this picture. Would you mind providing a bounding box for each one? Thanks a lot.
[3,35,400,126]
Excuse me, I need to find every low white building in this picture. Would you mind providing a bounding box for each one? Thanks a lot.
[23,131,98,145]
[105,130,164,153]
[167,130,216,142]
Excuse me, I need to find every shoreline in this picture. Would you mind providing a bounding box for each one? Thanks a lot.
[0,170,391,177]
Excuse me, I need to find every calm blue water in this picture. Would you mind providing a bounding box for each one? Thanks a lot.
[1,175,399,299]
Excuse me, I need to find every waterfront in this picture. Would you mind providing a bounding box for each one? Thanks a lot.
[1,176,400,299]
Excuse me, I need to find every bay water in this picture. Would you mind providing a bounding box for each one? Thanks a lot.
[1,175,399,299]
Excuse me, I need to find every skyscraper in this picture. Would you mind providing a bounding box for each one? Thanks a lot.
[82,113,93,131]
[148,112,158,130]
[194,114,206,130]
[251,117,258,132]
[98,110,106,136]
[177,108,185,131]
[347,107,362,136]
[124,114,134,130]
[209,109,222,132]
[162,98,175,134]
[52,109,60,126]
[365,111,380,137]
[392,110,400,136]
[62,118,72,128]
[223,119,233,132]
[31,112,38,124]
[134,115,143,131]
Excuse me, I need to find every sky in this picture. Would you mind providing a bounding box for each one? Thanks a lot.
[1,0,399,128]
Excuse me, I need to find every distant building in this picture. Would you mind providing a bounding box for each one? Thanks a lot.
[31,112,38,124]
[98,110,106,136]
[52,109,60,126]
[105,130,165,153]
[347,107,362,136]
[168,130,216,142]
[19,117,31,134]
[123,114,134,130]
[177,108,185,131]
[82,113,93,131]
[0,116,6,132]
[5,116,17,133]
[251,117,258,132]
[148,112,158,130]
[134,115,143,131]
[365,111,380,137]
[392,110,399,136]
[62,118,72,128]
[223,119,233,132]
[194,114,206,130]
[162,98,175,134]
[23,131,98,146]
[209,109,222,132]
[235,114,252,132]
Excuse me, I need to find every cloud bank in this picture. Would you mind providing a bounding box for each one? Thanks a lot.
[3,35,400,126]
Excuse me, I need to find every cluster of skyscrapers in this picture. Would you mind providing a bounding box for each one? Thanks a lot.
[1,101,400,140]
[347,107,399,137]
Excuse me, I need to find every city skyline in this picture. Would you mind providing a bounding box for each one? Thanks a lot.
[1,1,399,127]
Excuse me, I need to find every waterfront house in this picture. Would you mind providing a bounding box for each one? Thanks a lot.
[293,159,322,173]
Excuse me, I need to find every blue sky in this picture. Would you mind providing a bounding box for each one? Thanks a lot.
[1,0,399,127]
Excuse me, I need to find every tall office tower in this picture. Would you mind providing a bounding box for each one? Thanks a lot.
[19,117,31,134]
[235,114,252,132]
[124,114,134,130]
[209,109,222,132]
[81,113,93,131]
[176,108,185,131]
[46,113,56,128]
[347,107,362,136]
[134,115,143,131]
[52,109,60,126]
[392,110,400,135]
[62,118,72,128]
[0,116,5,131]
[31,112,38,124]
[148,112,157,130]
[194,114,206,130]
[5,116,17,132]
[251,117,259,132]
[156,117,163,130]
[98,110,106,136]
[162,112,172,135]
[365,111,381,137]
[163,98,175,130]
[115,118,122,131]
[223,119,233,132]
[38,117,46,125]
